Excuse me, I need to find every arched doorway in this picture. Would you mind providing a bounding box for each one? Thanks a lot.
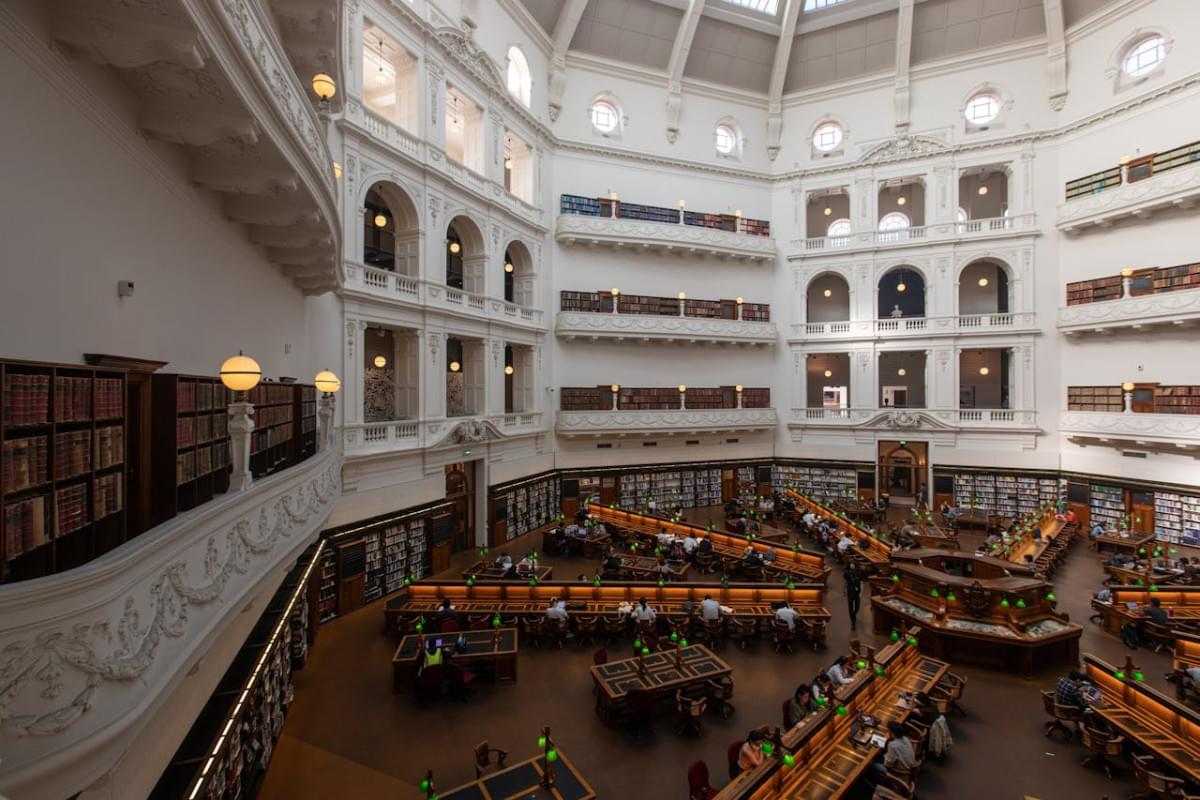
[878,440,929,508]
[445,465,474,554]
[363,181,419,274]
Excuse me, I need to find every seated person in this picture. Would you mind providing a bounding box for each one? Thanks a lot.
[836,535,854,556]
[871,721,916,782]
[700,594,721,621]
[762,548,777,563]
[657,530,675,547]
[1090,522,1106,539]
[593,522,607,537]
[631,597,657,624]
[603,553,622,574]
[656,557,674,578]
[420,639,445,673]
[496,552,514,572]
[546,598,569,622]
[1146,596,1170,625]
[737,730,769,772]
[433,599,459,631]
[826,655,855,686]
[736,517,748,535]
[516,555,535,574]
[743,546,763,567]
[683,534,698,555]
[775,601,800,631]
[697,536,713,555]
[1055,671,1087,710]
[910,691,941,725]
[787,684,817,726]
[811,674,833,704]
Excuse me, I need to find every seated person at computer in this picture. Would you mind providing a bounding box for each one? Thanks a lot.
[631,597,657,625]
[495,552,514,574]
[433,599,459,631]
[827,655,855,686]
[743,546,763,567]
[786,684,817,726]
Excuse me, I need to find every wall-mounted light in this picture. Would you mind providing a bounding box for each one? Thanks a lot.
[978,277,989,287]
[823,288,832,298]
[374,355,387,368]
[449,360,461,372]
[504,365,514,375]
[311,73,336,101]
[678,384,687,393]
[897,368,907,376]
[824,369,832,378]
[824,207,832,216]
[504,262,514,273]
[978,186,989,196]
[678,291,687,300]
[448,241,461,254]
[979,366,989,376]
[374,210,388,228]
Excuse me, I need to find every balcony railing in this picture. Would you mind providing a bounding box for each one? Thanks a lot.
[789,407,1037,429]
[344,414,544,457]
[556,406,778,437]
[1059,144,1200,233]
[795,214,1031,256]
[361,109,422,159]
[793,313,1036,341]
[1059,410,1200,451]
[1064,140,1200,200]
[560,386,770,412]
[343,262,543,326]
[561,194,769,236]
[555,211,776,263]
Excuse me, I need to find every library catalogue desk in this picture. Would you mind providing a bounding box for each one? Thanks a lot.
[392,628,518,692]
[438,750,596,800]
[591,644,732,722]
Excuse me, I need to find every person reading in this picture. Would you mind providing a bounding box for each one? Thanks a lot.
[827,655,854,686]
[700,594,721,621]
[775,601,800,631]
[787,684,816,726]
[631,597,657,624]
[737,730,768,772]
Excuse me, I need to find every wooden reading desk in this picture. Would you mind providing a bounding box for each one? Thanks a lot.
[1174,629,1200,675]
[613,554,690,581]
[543,528,612,559]
[1083,653,1200,783]
[725,519,791,544]
[1103,561,1188,587]
[785,490,892,574]
[951,509,1010,533]
[902,523,959,551]
[1000,513,1067,569]
[391,628,518,692]
[833,499,885,525]
[591,644,732,722]
[384,580,830,642]
[462,561,554,582]
[438,749,596,800]
[1091,586,1200,637]
[1094,530,1156,557]
[587,505,829,583]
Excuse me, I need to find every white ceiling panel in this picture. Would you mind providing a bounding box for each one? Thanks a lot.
[911,0,1044,64]
[1063,0,1121,28]
[570,0,683,70]
[515,0,564,37]
[783,10,896,93]
[684,16,776,92]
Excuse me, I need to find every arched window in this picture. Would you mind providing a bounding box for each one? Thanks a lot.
[878,212,910,243]
[1123,35,1166,77]
[963,92,1000,125]
[812,121,843,152]
[590,98,620,134]
[506,46,532,106]
[827,218,851,246]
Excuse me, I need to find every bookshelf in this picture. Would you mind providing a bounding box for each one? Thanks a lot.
[317,513,431,621]
[559,195,602,216]
[740,388,771,409]
[1153,263,1200,293]
[1090,483,1125,530]
[149,375,232,527]
[1065,276,1122,305]
[560,290,602,312]
[1154,491,1200,546]
[297,385,317,460]
[498,474,561,540]
[2,360,128,583]
[1154,386,1200,415]
[560,290,772,321]
[1064,166,1121,200]
[619,387,678,411]
[317,545,338,623]
[560,386,608,411]
[1067,386,1124,412]
[249,382,294,478]
[558,194,770,236]
[772,464,857,502]
[1065,262,1200,307]
[617,467,722,510]
[950,472,1063,517]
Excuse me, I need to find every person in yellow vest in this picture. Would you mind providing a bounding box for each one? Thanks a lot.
[420,640,444,673]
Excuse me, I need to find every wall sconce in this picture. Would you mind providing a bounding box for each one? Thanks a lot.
[374,355,387,368]
[504,262,514,273]
[897,368,907,376]
[311,73,336,102]
[449,361,461,372]
[504,365,514,375]
[448,241,461,254]
[979,366,989,376]
[374,210,388,228]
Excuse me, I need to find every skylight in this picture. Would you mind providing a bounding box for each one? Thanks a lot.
[721,0,779,15]
[804,0,850,11]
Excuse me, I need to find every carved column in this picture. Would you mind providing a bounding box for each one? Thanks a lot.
[423,330,447,424]
[793,350,806,411]
[227,400,255,492]
[852,348,875,409]
[853,178,874,237]
[486,336,506,415]
[344,319,366,426]
[345,1,365,101]
[930,347,954,410]
[426,61,445,148]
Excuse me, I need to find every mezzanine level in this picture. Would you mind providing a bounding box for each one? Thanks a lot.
[790,213,1036,259]
[791,312,1038,342]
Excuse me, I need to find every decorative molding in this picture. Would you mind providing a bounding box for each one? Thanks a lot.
[1060,410,1200,452]
[555,312,777,346]
[0,449,342,797]
[1058,288,1200,334]
[555,215,775,263]
[556,408,777,437]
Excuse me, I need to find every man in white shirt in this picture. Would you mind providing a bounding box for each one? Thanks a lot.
[836,535,854,556]
[631,598,657,624]
[657,531,675,547]
[683,534,697,555]
[700,594,721,621]
[594,522,606,536]
[827,655,854,685]
[546,598,568,622]
[802,511,817,527]
[775,602,800,631]
[497,553,514,571]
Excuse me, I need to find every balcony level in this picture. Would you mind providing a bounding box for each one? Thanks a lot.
[1059,263,1200,335]
[343,413,544,459]
[1063,384,1200,453]
[1059,140,1200,234]
[792,312,1037,342]
[556,195,775,263]
[556,291,776,346]
[791,213,1036,259]
[787,407,1039,447]
[556,386,775,437]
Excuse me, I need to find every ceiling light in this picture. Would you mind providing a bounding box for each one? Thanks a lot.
[505,365,514,375]
[448,241,461,254]
[979,367,989,376]
[374,355,387,368]
[504,158,514,170]
[504,262,514,273]
[824,370,832,378]
[374,211,387,228]
[978,186,989,196]
[897,368,907,377]
[824,207,832,216]
[311,73,336,101]
[678,291,687,300]
[978,277,989,287]
[897,196,907,206]
[678,384,687,393]
[823,289,832,298]
[449,361,461,372]
[896,282,906,292]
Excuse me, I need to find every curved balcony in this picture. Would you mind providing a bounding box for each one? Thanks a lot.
[1059,143,1200,235]
[555,214,776,263]
[1060,410,1200,454]
[790,213,1037,259]
[1059,286,1200,336]
[787,407,1039,447]
[556,311,776,346]
[0,445,343,800]
[790,313,1038,342]
[344,414,545,459]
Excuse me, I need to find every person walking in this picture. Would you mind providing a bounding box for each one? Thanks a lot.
[845,565,863,629]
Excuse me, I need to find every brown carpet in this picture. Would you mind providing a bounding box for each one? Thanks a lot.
[259,508,1169,800]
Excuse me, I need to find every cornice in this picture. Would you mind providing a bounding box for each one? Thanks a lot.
[1058,288,1200,333]
[556,408,778,436]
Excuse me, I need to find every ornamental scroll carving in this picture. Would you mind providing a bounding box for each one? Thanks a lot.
[0,460,340,738]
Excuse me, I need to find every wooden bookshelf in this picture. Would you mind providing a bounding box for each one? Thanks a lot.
[740,388,770,409]
[558,194,769,236]
[296,385,318,462]
[560,290,602,312]
[559,386,771,411]
[1067,385,1123,412]
[248,382,294,479]
[1154,385,1200,415]
[149,375,232,527]
[1065,276,1122,305]
[560,386,608,411]
[1064,166,1122,200]
[619,387,678,410]
[1,360,128,583]
[561,290,771,321]
[1154,263,1200,293]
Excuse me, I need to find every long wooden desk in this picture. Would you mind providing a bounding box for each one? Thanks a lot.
[1174,630,1200,674]
[725,519,791,544]
[1094,530,1156,557]
[588,505,830,583]
[1002,513,1067,567]
[438,749,596,800]
[613,554,690,581]
[952,510,1010,533]
[1084,653,1200,783]
[591,644,732,721]
[1091,586,1200,637]
[903,524,959,551]
[871,550,1080,676]
[392,628,518,692]
[834,499,885,525]
[1103,561,1187,587]
[542,528,611,559]
[384,580,830,640]
[462,561,554,582]
[715,629,948,800]
[786,490,893,573]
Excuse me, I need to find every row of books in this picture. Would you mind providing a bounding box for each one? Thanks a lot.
[56,484,89,537]
[94,472,123,521]
[617,468,722,510]
[254,405,293,428]
[318,547,338,622]
[54,431,92,481]
[363,531,384,604]
[3,373,51,427]
[176,443,231,486]
[251,424,292,455]
[1066,386,1124,413]
[502,477,561,540]
[247,384,293,405]
[54,377,95,423]
[94,378,122,419]
[3,496,46,558]
[1154,386,1200,414]
[558,194,771,236]
[952,473,1062,517]
[1090,483,1125,528]
[176,380,231,413]
[2,436,47,494]
[95,426,124,469]
[772,465,857,501]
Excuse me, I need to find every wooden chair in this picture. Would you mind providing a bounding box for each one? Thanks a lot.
[687,760,717,800]
[612,688,656,740]
[520,616,545,648]
[706,675,736,719]
[726,740,745,780]
[698,618,725,650]
[1041,690,1084,740]
[543,618,568,649]
[1080,721,1125,779]
[1143,622,1175,654]
[728,617,759,650]
[601,615,626,645]
[676,688,708,737]
[473,740,509,778]
[933,671,967,716]
[695,551,717,574]
[574,615,600,647]
[772,620,796,654]
[1130,753,1186,800]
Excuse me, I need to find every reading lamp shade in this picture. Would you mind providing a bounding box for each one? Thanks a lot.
[220,352,262,393]
[314,370,341,393]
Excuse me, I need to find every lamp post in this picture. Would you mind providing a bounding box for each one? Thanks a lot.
[1121,268,1134,298]
[678,291,686,317]
[219,352,262,493]
[611,287,620,314]
[314,370,341,451]
[610,384,620,411]
[736,296,744,321]
[735,384,743,409]
[678,384,687,410]
[1122,381,1135,413]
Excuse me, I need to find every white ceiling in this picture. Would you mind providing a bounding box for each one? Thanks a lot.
[519,0,1123,96]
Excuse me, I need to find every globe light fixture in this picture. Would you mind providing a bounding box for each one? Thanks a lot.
[896,281,906,292]
[824,370,832,378]
[1119,154,1132,165]
[504,158,514,170]
[736,297,743,304]
[979,366,989,376]
[678,384,687,393]
[897,368,907,376]
[824,207,832,216]
[374,210,387,228]
[219,352,262,394]
[448,241,461,254]
[978,185,989,196]
[678,199,686,209]
[610,384,620,393]
[678,291,686,300]
[374,355,387,368]
[504,365,514,375]
[311,73,336,101]
[314,370,341,394]
[1121,268,1134,277]
[611,287,620,297]
[734,209,742,218]
[978,277,989,287]
[449,361,461,372]
[897,196,907,206]
[504,262,514,273]
[1122,381,1135,391]
[609,192,619,201]
[735,385,743,393]
[823,288,832,298]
